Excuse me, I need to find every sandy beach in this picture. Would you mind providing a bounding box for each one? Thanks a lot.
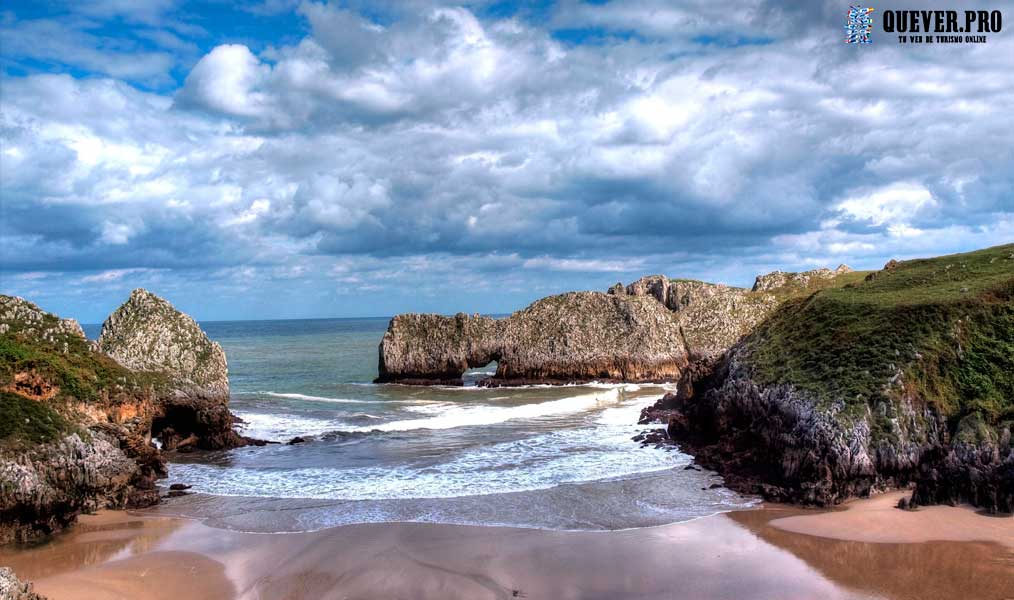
[1,490,1011,600]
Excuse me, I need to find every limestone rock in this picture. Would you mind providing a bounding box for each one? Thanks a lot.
[0,296,89,353]
[608,276,778,360]
[0,568,45,600]
[99,289,229,400]
[0,432,140,544]
[377,292,688,385]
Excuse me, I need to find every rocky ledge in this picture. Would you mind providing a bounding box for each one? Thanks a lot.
[377,292,689,385]
[642,244,1014,512]
[1,290,248,545]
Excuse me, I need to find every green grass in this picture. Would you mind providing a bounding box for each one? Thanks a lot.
[0,390,72,445]
[746,244,1014,441]
[0,334,166,404]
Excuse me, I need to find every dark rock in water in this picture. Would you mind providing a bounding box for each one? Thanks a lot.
[166,490,190,498]
[288,436,307,445]
[683,464,701,471]
[709,483,723,489]
[169,483,191,491]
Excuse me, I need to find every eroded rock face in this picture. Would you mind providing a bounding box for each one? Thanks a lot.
[99,289,229,400]
[377,313,500,385]
[0,431,155,545]
[608,276,779,360]
[643,347,941,506]
[0,567,45,600]
[645,345,1013,511]
[377,292,688,385]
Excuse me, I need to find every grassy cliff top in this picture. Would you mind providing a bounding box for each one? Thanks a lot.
[0,296,166,448]
[747,244,1014,438]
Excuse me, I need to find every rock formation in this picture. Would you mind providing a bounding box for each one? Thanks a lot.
[377,292,688,385]
[0,567,45,600]
[607,276,779,360]
[99,288,229,400]
[751,264,852,292]
[642,244,1014,512]
[1,290,246,545]
[98,289,244,451]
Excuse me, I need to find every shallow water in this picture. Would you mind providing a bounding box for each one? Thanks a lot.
[84,318,757,530]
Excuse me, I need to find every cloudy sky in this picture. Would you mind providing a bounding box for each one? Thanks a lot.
[1,0,1012,323]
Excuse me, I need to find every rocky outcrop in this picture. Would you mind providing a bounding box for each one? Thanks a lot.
[751,264,852,292]
[608,276,779,360]
[643,244,1014,512]
[1,290,247,546]
[378,313,500,385]
[643,346,937,505]
[0,296,89,354]
[377,292,688,385]
[99,288,229,400]
[0,568,45,600]
[99,289,245,451]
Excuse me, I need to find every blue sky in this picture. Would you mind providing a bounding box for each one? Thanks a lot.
[1,0,1012,323]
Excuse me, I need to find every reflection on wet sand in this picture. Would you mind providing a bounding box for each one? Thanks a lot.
[0,512,183,581]
[0,498,1011,600]
[729,507,1014,600]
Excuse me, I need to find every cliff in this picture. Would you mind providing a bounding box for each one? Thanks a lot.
[644,244,1014,512]
[1,290,244,544]
[377,292,688,385]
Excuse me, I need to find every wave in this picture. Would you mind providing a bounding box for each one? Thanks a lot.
[170,396,684,502]
[234,411,345,440]
[350,388,622,432]
[262,392,374,404]
[260,391,442,405]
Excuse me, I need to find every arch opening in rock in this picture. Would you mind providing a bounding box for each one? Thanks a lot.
[462,360,499,386]
[151,405,201,451]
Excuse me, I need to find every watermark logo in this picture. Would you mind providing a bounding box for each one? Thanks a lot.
[845,5,875,43]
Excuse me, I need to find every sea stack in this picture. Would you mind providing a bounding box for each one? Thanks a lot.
[99,288,229,400]
[377,292,689,386]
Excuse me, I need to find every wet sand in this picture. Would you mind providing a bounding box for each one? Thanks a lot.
[1,493,1012,600]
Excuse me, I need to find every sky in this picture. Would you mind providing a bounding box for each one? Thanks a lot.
[1,0,1012,323]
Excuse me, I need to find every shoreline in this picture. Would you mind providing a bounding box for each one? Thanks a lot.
[2,490,1011,600]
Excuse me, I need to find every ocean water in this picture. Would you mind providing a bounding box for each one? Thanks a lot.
[83,318,756,531]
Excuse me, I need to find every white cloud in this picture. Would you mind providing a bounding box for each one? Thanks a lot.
[836,182,937,227]
[178,44,272,118]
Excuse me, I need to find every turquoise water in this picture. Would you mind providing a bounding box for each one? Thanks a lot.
[83,318,756,530]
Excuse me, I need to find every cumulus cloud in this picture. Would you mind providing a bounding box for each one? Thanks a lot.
[1,0,1012,321]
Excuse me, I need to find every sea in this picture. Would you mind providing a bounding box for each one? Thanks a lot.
[83,318,757,532]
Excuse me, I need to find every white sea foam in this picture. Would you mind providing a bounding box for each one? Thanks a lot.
[172,395,679,501]
[262,392,373,404]
[235,411,344,440]
[353,388,622,432]
[261,391,442,405]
